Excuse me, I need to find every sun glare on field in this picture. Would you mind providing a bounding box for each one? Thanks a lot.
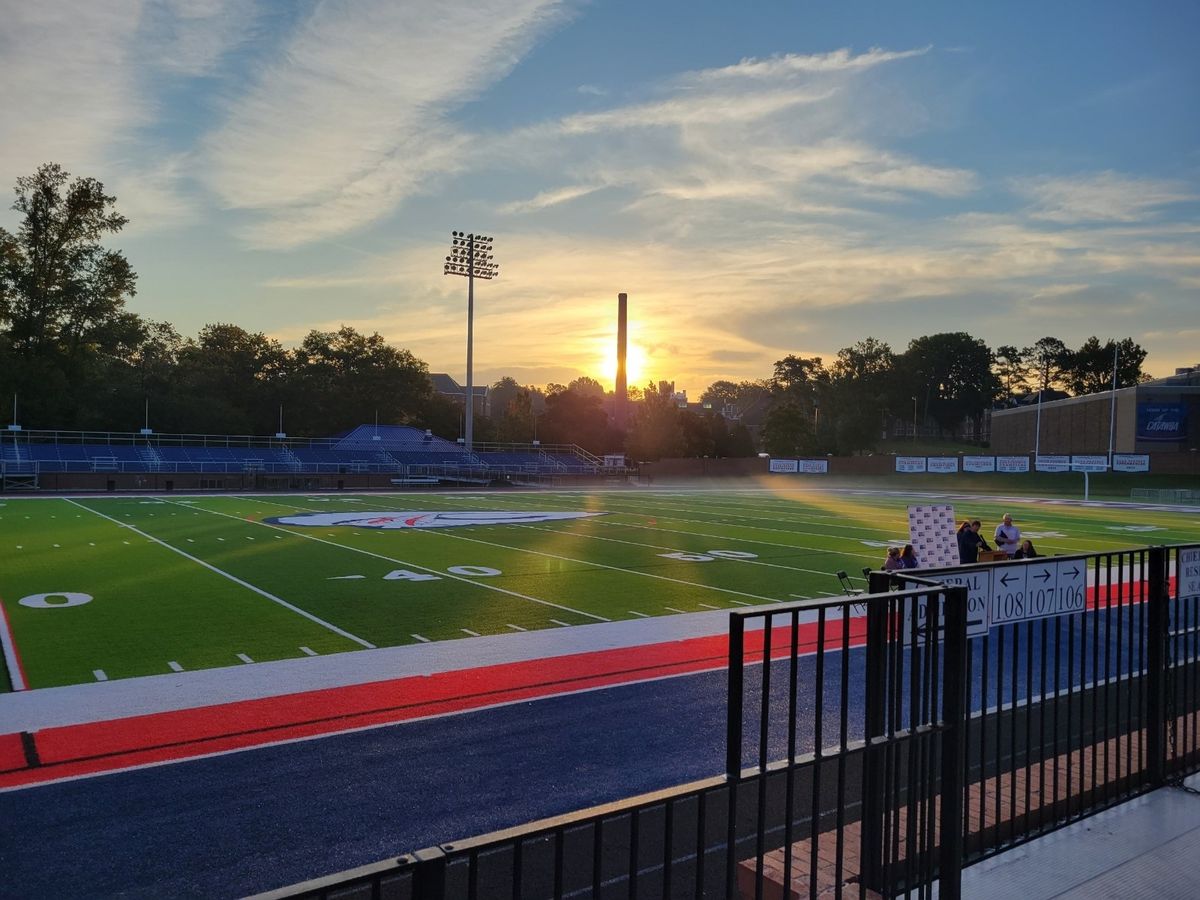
[600,341,645,389]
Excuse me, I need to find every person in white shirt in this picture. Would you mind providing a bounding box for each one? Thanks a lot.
[994,513,1021,557]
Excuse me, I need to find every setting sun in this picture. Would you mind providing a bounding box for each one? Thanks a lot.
[600,340,646,389]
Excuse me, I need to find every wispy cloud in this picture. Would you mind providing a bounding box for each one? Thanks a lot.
[202,0,569,249]
[688,45,932,82]
[1013,171,1197,223]
[499,184,606,214]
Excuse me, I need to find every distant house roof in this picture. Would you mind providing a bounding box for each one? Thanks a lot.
[431,373,488,398]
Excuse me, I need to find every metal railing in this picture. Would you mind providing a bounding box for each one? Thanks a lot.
[256,544,1200,900]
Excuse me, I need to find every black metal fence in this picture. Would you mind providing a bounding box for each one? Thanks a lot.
[257,543,1200,900]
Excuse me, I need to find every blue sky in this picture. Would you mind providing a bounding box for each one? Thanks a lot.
[2,0,1197,394]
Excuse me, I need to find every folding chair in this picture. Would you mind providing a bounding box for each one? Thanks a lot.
[836,570,864,597]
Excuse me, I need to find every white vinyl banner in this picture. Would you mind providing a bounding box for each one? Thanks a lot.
[797,459,829,474]
[769,458,799,473]
[896,456,927,473]
[907,504,960,568]
[996,456,1030,473]
[1071,455,1109,472]
[1035,455,1070,472]
[1113,454,1150,472]
[963,456,996,472]
[1180,549,1200,602]
[927,457,959,474]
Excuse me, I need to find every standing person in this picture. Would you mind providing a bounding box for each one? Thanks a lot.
[957,519,991,564]
[899,544,920,569]
[883,546,904,571]
[1014,539,1039,559]
[994,513,1021,557]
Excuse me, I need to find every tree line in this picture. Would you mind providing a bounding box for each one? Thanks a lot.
[0,164,1150,460]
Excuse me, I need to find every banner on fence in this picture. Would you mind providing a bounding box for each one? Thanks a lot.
[928,457,959,473]
[907,503,959,567]
[1071,455,1109,472]
[1113,454,1150,472]
[996,456,1030,473]
[1181,549,1200,602]
[768,458,798,473]
[797,459,829,473]
[896,456,927,473]
[963,456,996,472]
[1035,455,1070,472]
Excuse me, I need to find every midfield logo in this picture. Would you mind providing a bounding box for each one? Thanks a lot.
[263,510,605,529]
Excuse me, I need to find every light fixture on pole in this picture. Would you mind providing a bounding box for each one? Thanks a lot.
[444,231,499,452]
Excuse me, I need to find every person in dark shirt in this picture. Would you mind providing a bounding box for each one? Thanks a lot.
[899,544,920,569]
[1014,539,1039,559]
[957,519,991,564]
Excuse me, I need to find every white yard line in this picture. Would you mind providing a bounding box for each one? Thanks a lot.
[163,497,612,623]
[0,597,28,691]
[65,498,375,649]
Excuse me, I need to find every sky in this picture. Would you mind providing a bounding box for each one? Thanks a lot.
[2,0,1198,397]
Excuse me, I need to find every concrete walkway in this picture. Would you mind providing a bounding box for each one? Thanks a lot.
[958,775,1200,899]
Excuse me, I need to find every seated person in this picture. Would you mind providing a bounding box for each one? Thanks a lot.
[993,513,1021,557]
[957,519,991,564]
[1014,539,1039,559]
[899,544,920,569]
[883,546,904,571]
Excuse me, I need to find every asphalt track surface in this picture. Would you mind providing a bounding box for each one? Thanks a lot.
[1,602,1145,898]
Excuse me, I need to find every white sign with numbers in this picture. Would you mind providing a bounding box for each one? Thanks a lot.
[989,559,1086,625]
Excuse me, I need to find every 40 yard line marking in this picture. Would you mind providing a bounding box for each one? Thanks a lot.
[64,499,375,649]
[164,497,612,623]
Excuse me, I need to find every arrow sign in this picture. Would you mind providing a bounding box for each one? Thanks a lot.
[999,572,1019,587]
[1033,568,1052,582]
[1064,566,1080,579]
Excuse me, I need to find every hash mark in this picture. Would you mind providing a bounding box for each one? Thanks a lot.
[728,600,753,606]
[410,634,431,643]
[664,606,686,614]
[628,610,651,617]
[236,653,254,664]
[506,623,527,631]
[550,619,572,627]
[698,602,720,609]
[299,646,318,657]
[168,661,183,672]
[461,628,481,637]
[93,669,108,681]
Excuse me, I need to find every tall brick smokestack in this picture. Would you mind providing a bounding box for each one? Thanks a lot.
[615,293,628,426]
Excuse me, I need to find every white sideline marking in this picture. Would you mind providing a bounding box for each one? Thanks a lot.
[698,603,720,609]
[93,670,108,682]
[236,653,254,664]
[168,661,183,672]
[410,634,431,643]
[299,646,318,657]
[0,600,27,691]
[664,606,686,614]
[506,623,527,631]
[65,499,375,650]
[461,629,480,637]
[629,611,651,618]
[549,619,572,628]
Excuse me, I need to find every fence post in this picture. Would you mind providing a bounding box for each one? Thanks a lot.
[938,585,968,900]
[408,847,448,900]
[860,589,890,890]
[725,614,745,900]
[1146,546,1169,787]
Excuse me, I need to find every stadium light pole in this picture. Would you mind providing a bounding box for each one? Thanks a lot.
[444,231,498,452]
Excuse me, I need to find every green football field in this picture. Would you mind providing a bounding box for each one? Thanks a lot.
[1,487,1198,692]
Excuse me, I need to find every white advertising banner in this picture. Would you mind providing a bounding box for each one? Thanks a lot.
[927,457,959,474]
[1071,455,1109,472]
[963,456,996,472]
[797,459,829,474]
[996,456,1030,473]
[907,504,960,568]
[1180,549,1200,602]
[896,456,927,473]
[1113,454,1150,473]
[769,458,799,473]
[1035,455,1070,472]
